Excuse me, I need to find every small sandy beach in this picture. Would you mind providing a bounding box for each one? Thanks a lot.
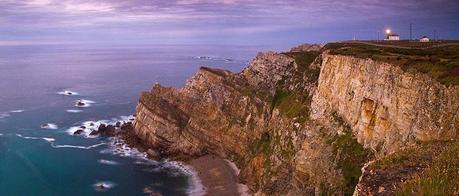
[189,155,245,196]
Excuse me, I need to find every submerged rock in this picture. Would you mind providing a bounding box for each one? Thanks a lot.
[89,130,99,136]
[40,124,49,129]
[76,100,86,107]
[73,129,84,135]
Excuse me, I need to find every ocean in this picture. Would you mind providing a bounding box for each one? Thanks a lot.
[0,44,260,195]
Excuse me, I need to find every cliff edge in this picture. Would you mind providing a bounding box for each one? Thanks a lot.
[132,42,459,195]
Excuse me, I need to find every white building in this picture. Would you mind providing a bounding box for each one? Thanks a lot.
[420,36,430,42]
[385,34,400,41]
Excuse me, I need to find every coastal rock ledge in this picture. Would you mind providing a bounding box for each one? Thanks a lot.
[132,43,459,195]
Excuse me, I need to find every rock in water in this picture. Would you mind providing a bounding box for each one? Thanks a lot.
[97,124,116,137]
[147,149,160,159]
[96,183,105,191]
[73,129,84,135]
[89,130,99,136]
[98,124,106,130]
[121,122,132,130]
[76,100,85,107]
[115,121,121,127]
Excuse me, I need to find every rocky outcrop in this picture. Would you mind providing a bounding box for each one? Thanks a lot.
[133,51,347,194]
[289,44,322,53]
[311,54,459,155]
[132,44,459,195]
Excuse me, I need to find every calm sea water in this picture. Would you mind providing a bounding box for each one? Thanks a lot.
[0,44,260,195]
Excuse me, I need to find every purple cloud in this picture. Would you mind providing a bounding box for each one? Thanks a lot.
[0,0,458,47]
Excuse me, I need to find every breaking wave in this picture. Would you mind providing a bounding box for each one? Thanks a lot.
[98,159,120,165]
[10,110,24,113]
[41,123,59,130]
[74,99,95,108]
[66,109,83,113]
[66,115,135,137]
[93,181,116,192]
[57,90,79,96]
[15,134,105,150]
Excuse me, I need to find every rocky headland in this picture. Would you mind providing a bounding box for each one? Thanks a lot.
[129,43,459,195]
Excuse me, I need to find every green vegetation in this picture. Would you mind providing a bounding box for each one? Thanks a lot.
[268,51,321,123]
[328,113,374,196]
[364,40,459,48]
[283,51,321,82]
[249,132,273,177]
[271,89,289,108]
[328,131,373,195]
[396,142,459,195]
[324,42,459,85]
[371,147,423,170]
[271,89,311,124]
[283,51,319,71]
[319,182,336,196]
[250,132,272,155]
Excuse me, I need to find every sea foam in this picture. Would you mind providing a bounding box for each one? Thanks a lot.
[93,181,116,192]
[41,123,59,130]
[66,109,83,113]
[75,99,95,108]
[10,110,24,113]
[50,143,105,149]
[0,113,10,119]
[98,159,120,165]
[15,134,105,150]
[66,115,135,138]
[68,114,204,195]
[57,90,79,96]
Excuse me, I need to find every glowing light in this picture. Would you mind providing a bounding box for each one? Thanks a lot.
[385,29,391,34]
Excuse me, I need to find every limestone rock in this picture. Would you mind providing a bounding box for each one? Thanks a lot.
[290,43,322,52]
[311,54,459,154]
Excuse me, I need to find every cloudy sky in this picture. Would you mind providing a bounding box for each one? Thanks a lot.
[1,0,458,48]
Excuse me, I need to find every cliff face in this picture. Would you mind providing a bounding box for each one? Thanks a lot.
[311,54,459,155]
[132,44,458,195]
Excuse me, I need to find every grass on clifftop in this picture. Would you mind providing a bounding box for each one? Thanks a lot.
[395,141,459,195]
[364,141,459,195]
[324,42,459,85]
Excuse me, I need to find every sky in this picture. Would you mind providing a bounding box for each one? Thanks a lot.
[1,0,458,48]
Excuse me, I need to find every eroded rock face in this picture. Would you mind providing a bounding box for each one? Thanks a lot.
[133,51,343,194]
[132,44,458,195]
[311,54,459,155]
[241,52,296,92]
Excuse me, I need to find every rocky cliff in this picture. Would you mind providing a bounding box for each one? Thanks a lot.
[132,43,459,195]
[311,54,459,155]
